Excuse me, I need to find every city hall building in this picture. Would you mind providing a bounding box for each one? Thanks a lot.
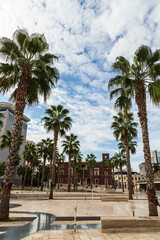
[58,153,112,187]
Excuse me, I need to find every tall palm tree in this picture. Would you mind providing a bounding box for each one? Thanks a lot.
[22,143,37,189]
[0,29,59,220]
[37,138,53,191]
[86,154,96,189]
[112,152,126,192]
[56,152,65,189]
[62,134,80,192]
[111,112,137,199]
[108,45,160,216]
[42,105,72,198]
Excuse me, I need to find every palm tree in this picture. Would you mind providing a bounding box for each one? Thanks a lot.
[112,152,126,192]
[111,112,137,199]
[22,143,37,189]
[17,165,25,187]
[30,153,39,189]
[37,138,53,191]
[62,134,80,192]
[0,29,59,220]
[72,150,83,190]
[108,45,160,216]
[0,130,23,151]
[42,105,72,198]
[0,130,23,167]
[102,157,112,189]
[56,152,65,189]
[86,154,96,189]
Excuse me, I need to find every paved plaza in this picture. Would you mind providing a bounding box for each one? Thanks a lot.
[0,190,160,239]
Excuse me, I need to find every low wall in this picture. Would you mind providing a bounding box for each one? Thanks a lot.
[101,216,160,233]
[101,195,128,202]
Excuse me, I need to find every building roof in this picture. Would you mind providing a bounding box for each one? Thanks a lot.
[0,102,30,122]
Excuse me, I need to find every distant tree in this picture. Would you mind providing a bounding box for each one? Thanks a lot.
[37,138,53,191]
[86,154,96,189]
[30,153,40,189]
[17,165,25,186]
[72,150,83,190]
[112,152,126,192]
[56,152,65,189]
[22,143,36,189]
[62,134,80,192]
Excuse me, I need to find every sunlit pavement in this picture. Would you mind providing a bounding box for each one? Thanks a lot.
[1,190,160,239]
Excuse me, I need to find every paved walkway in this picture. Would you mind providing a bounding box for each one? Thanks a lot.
[1,190,160,239]
[22,229,160,240]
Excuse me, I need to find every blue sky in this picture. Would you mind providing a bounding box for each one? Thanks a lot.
[0,0,160,171]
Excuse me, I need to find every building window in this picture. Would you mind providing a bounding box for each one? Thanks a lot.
[68,168,73,175]
[60,178,63,183]
[61,165,64,168]
[95,179,98,185]
[60,170,64,175]
[94,168,99,176]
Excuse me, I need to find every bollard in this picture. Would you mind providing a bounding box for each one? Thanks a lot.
[74,200,77,232]
[133,211,135,217]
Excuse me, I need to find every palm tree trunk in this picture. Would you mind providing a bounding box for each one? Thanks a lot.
[22,164,28,189]
[0,73,29,220]
[30,168,34,189]
[90,170,92,189]
[124,138,133,200]
[37,170,40,188]
[68,153,71,192]
[105,171,107,189]
[73,160,76,191]
[41,156,46,191]
[49,131,58,199]
[120,166,124,192]
[136,82,158,216]
[58,166,60,189]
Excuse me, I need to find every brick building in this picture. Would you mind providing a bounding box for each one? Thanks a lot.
[58,153,112,187]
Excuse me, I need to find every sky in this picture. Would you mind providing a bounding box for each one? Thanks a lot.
[0,0,160,171]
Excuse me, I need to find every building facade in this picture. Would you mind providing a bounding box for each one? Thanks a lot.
[0,102,30,185]
[114,172,142,189]
[58,153,112,187]
[151,150,160,164]
[139,162,146,180]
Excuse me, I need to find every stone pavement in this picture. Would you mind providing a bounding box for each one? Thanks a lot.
[1,190,160,240]
[22,229,160,240]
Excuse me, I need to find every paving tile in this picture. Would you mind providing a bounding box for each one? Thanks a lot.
[116,233,137,240]
[107,233,121,240]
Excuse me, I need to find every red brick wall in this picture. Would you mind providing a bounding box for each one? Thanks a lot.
[58,153,112,186]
